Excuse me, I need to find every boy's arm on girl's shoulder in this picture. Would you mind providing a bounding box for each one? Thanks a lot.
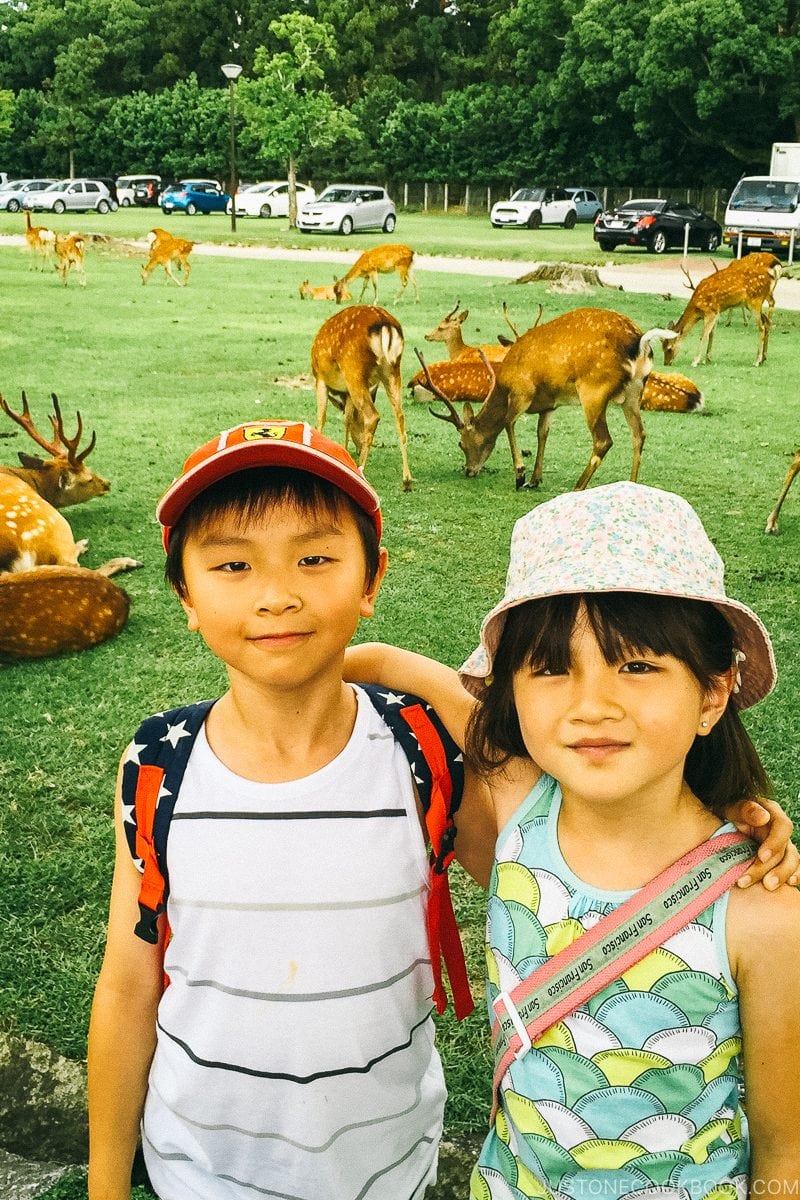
[724,797,800,890]
[87,758,166,1200]
[727,883,800,1193]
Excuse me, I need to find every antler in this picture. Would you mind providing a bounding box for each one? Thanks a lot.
[414,349,464,429]
[445,298,461,320]
[502,301,521,341]
[0,391,63,457]
[681,264,696,291]
[48,393,97,465]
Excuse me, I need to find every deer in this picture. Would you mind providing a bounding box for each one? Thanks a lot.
[663,253,781,368]
[333,244,418,304]
[409,355,497,406]
[24,210,55,270]
[423,301,511,363]
[765,448,800,535]
[641,370,704,413]
[0,392,110,509]
[141,228,194,286]
[310,305,411,491]
[54,233,86,287]
[0,565,132,659]
[422,307,676,490]
[299,278,351,302]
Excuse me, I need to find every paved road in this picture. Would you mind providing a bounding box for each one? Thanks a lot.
[3,234,799,307]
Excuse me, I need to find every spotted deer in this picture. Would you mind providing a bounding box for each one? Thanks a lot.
[0,565,132,659]
[765,448,800,535]
[141,228,194,286]
[0,391,110,508]
[311,305,411,491]
[299,277,351,302]
[423,302,510,363]
[333,244,418,304]
[409,355,497,406]
[24,210,55,270]
[425,307,675,490]
[641,370,704,413]
[663,253,781,367]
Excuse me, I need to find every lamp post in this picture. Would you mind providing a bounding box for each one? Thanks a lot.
[221,62,242,233]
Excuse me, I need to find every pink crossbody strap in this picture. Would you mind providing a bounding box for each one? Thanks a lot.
[491,831,755,1094]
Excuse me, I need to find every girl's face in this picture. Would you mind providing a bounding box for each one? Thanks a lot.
[512,607,732,813]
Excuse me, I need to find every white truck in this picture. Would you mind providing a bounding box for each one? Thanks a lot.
[723,142,800,258]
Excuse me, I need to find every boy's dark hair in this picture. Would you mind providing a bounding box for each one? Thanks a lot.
[165,466,382,598]
[465,592,770,817]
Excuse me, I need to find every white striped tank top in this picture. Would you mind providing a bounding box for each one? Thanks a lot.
[139,685,446,1200]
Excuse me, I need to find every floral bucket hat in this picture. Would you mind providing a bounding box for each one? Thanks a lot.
[459,481,777,710]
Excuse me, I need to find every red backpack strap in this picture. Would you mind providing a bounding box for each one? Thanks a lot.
[362,685,474,1020]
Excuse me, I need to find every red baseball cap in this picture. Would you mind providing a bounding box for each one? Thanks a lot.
[157,421,382,549]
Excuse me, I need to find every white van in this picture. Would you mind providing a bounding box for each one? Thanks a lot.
[116,174,161,207]
[724,175,800,256]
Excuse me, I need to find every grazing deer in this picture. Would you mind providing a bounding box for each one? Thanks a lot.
[765,448,800,535]
[24,210,55,270]
[141,228,194,286]
[0,392,110,508]
[54,233,86,287]
[299,278,351,302]
[311,305,411,491]
[641,370,704,413]
[424,302,510,363]
[0,565,132,659]
[425,307,675,490]
[663,253,781,367]
[333,244,418,304]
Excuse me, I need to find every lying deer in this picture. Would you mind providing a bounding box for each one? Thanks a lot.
[409,356,497,406]
[424,301,511,363]
[311,304,411,491]
[333,244,418,304]
[663,253,781,367]
[55,233,86,287]
[0,392,110,508]
[141,228,194,286]
[423,307,675,490]
[24,210,55,270]
[765,448,800,535]
[0,565,132,659]
[299,278,351,302]
[641,370,704,413]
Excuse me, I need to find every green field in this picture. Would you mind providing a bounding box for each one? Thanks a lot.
[0,215,798,1194]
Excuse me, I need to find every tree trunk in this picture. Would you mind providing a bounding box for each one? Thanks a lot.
[69,147,75,178]
[288,154,298,229]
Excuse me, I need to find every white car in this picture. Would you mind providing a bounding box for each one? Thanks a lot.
[0,179,57,212]
[234,180,315,218]
[116,173,161,206]
[25,178,117,214]
[490,187,577,229]
[297,185,397,235]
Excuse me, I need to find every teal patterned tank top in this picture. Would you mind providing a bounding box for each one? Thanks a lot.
[472,773,749,1200]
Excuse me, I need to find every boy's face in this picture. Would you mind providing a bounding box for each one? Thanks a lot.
[178,498,387,694]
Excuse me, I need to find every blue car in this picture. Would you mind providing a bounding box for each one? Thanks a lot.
[161,179,230,215]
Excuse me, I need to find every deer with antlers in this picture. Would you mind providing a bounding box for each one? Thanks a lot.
[765,448,800,535]
[141,228,195,286]
[311,305,411,491]
[663,253,781,368]
[333,244,418,304]
[24,210,55,270]
[420,307,675,490]
[0,392,140,656]
[299,278,351,302]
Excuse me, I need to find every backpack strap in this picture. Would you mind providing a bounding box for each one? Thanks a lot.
[361,684,474,1020]
[121,700,214,944]
[491,831,756,1095]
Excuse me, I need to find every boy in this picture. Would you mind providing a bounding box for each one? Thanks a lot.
[88,420,794,1200]
[87,420,491,1200]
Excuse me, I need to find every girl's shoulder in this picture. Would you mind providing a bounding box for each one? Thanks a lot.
[727,880,800,979]
[485,754,543,830]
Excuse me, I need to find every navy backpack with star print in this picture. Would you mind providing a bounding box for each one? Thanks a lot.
[120,685,474,1019]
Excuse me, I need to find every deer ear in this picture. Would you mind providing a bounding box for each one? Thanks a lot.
[18,452,45,468]
[57,470,72,492]
[462,402,475,423]
[459,310,469,324]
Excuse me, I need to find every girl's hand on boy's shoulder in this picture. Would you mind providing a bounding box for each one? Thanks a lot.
[727,797,799,890]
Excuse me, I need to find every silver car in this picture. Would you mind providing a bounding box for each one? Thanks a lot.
[0,179,57,212]
[24,178,117,214]
[297,185,397,235]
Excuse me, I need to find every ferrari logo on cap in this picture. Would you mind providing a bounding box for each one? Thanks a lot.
[243,424,289,441]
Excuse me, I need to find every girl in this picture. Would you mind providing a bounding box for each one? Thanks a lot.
[347,481,800,1198]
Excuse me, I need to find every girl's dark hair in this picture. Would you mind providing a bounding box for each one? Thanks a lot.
[465,592,770,816]
[165,467,381,597]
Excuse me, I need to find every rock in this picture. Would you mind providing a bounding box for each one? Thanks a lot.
[0,1034,87,1163]
[429,1137,483,1197]
[0,1146,69,1200]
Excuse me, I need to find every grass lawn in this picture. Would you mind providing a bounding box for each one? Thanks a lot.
[0,221,797,1193]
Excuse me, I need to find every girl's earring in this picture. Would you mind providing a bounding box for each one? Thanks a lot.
[700,720,709,729]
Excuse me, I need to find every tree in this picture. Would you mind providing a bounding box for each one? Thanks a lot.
[238,13,360,225]
[39,35,108,177]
